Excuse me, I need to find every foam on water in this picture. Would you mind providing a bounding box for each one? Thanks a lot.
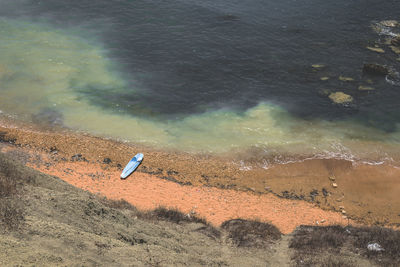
[1,18,400,166]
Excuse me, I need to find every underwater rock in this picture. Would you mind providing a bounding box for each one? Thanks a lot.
[328,92,353,104]
[318,89,331,96]
[362,63,389,76]
[371,22,399,37]
[339,76,354,82]
[358,85,375,91]
[379,20,399,27]
[366,46,385,53]
[390,45,400,54]
[312,64,325,69]
[391,36,400,46]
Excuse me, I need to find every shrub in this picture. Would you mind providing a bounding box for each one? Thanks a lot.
[290,225,347,251]
[0,173,17,198]
[0,196,24,231]
[290,225,400,267]
[293,254,355,267]
[221,219,281,248]
[100,197,138,212]
[142,206,207,225]
[0,173,24,231]
[351,226,400,265]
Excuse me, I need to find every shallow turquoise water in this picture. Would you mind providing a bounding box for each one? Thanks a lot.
[0,0,400,164]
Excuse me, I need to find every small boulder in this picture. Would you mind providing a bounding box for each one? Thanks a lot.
[362,63,389,76]
[71,153,87,162]
[367,243,385,252]
[336,196,344,202]
[329,92,353,104]
[103,158,112,164]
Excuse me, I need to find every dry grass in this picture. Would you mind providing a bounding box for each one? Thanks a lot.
[351,226,400,266]
[221,219,282,248]
[100,197,138,212]
[290,225,347,252]
[100,199,221,239]
[290,225,400,267]
[294,255,355,267]
[0,155,24,231]
[141,206,208,224]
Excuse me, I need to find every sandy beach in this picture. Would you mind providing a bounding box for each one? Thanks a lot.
[1,117,399,234]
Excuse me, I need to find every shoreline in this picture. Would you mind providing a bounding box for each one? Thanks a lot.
[1,117,400,232]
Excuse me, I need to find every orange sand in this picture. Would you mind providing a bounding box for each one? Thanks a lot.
[29,160,349,234]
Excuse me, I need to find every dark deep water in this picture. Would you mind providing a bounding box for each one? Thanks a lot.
[0,0,400,161]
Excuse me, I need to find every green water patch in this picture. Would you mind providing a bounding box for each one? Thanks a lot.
[62,101,400,164]
[0,18,399,164]
[0,18,128,119]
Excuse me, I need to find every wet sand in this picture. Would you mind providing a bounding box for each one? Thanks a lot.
[1,117,399,232]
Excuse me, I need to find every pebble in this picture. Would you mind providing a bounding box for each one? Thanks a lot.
[320,219,326,223]
[332,183,338,188]
[341,210,347,214]
[329,176,335,181]
[320,76,329,81]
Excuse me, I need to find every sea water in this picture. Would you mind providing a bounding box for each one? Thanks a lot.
[0,0,399,165]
